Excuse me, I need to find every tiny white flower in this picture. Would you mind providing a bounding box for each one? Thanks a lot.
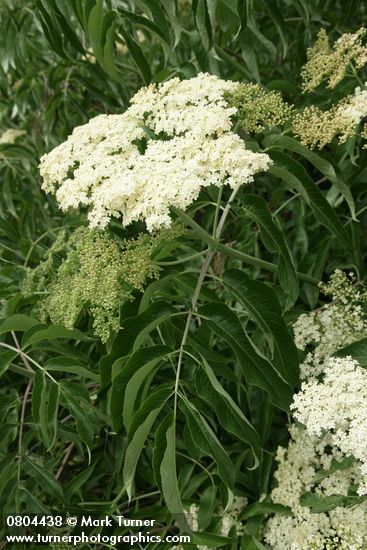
[39,74,271,231]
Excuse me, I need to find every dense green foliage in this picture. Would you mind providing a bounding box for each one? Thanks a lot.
[1,1,367,548]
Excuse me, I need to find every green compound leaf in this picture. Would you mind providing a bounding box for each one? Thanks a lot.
[333,338,367,366]
[59,381,95,449]
[197,485,217,530]
[44,357,99,382]
[0,314,39,335]
[110,345,170,432]
[152,414,172,491]
[240,194,299,307]
[240,501,292,519]
[159,0,182,48]
[23,456,64,502]
[181,398,235,490]
[241,535,269,550]
[200,303,293,410]
[119,26,152,84]
[111,301,175,358]
[22,324,92,348]
[268,151,352,249]
[64,465,95,500]
[312,456,356,484]
[33,371,60,450]
[192,0,213,51]
[265,134,356,220]
[86,1,123,82]
[118,7,171,46]
[0,350,17,378]
[300,491,367,513]
[43,0,84,54]
[192,531,235,547]
[87,1,108,61]
[223,269,299,386]
[140,0,173,40]
[257,0,288,57]
[44,382,60,450]
[35,0,66,58]
[160,418,192,531]
[195,358,261,467]
[123,386,172,500]
[32,369,44,425]
[17,487,50,515]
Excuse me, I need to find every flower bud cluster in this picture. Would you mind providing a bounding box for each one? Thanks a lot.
[28,225,183,342]
[292,85,367,149]
[301,28,367,92]
[225,83,293,133]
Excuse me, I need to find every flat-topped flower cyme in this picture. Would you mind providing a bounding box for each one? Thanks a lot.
[264,271,367,548]
[265,425,367,550]
[292,356,367,495]
[293,270,367,379]
[39,73,271,232]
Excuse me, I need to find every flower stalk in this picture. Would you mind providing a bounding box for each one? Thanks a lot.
[172,206,318,286]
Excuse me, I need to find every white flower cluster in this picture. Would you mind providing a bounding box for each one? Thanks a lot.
[293,270,367,379]
[39,74,271,232]
[341,85,367,125]
[265,271,367,549]
[264,425,367,550]
[219,496,247,538]
[292,357,367,495]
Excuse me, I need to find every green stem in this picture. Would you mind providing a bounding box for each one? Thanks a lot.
[0,342,59,384]
[344,203,367,226]
[24,226,65,267]
[176,451,215,484]
[212,187,223,238]
[349,62,364,87]
[271,176,327,217]
[172,207,318,285]
[155,249,208,266]
[173,188,239,424]
[172,206,217,248]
